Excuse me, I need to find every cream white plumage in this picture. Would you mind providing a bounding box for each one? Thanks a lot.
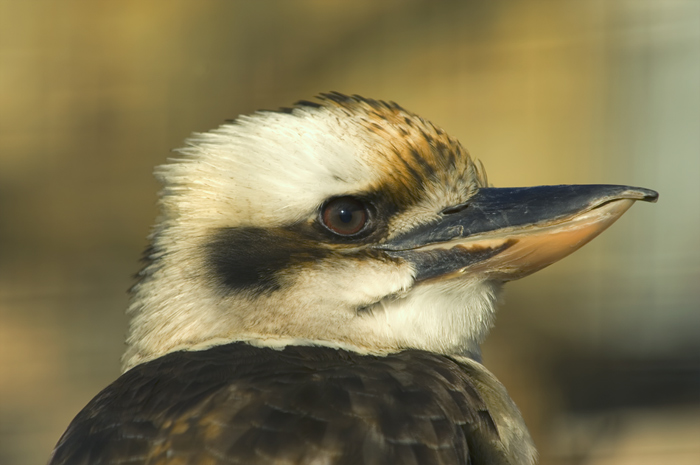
[124,96,491,371]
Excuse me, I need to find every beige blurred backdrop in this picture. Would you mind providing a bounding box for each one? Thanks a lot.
[1,1,698,464]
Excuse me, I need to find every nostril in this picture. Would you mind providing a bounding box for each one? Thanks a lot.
[441,203,470,215]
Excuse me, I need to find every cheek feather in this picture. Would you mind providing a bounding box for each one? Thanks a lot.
[360,279,502,354]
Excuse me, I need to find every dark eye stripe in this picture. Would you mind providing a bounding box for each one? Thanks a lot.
[206,227,328,296]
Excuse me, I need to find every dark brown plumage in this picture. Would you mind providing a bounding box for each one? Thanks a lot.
[49,343,506,465]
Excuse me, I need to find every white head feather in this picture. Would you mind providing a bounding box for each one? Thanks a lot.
[123,95,494,371]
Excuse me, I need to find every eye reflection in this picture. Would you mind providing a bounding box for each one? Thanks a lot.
[321,197,368,236]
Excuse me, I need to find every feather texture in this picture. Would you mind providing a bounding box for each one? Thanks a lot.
[50,343,534,465]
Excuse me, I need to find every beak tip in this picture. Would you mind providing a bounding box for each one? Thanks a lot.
[626,187,659,204]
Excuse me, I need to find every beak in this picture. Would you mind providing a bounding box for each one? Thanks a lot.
[379,185,658,283]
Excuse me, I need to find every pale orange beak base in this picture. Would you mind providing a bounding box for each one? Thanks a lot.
[453,198,637,281]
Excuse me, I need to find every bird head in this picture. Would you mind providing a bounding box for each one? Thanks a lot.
[122,93,657,371]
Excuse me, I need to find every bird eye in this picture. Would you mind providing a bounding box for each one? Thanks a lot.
[321,197,369,236]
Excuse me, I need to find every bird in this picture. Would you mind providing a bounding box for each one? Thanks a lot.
[48,92,657,465]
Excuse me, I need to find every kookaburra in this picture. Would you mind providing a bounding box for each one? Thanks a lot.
[49,93,657,465]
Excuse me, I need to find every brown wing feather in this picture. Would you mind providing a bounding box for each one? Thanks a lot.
[48,343,502,465]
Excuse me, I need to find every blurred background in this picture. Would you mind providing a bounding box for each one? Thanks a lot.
[1,1,698,464]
